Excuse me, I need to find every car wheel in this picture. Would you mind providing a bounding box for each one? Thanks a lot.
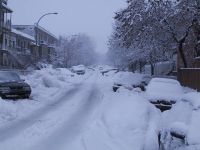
[23,95,30,99]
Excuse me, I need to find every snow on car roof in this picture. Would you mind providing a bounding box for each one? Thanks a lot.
[114,72,144,87]
[150,78,180,85]
[147,78,183,102]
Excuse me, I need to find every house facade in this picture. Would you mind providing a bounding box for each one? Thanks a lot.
[0,0,13,69]
[13,25,58,63]
[0,0,58,70]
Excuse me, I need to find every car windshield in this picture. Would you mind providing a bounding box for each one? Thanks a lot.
[0,72,21,82]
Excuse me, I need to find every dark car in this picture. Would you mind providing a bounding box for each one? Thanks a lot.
[0,71,31,99]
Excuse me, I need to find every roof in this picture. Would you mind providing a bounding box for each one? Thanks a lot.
[35,24,58,40]
[1,3,13,13]
[13,25,58,40]
[11,28,35,41]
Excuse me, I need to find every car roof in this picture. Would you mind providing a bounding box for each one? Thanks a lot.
[150,78,180,85]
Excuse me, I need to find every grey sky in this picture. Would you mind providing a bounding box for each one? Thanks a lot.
[9,0,126,54]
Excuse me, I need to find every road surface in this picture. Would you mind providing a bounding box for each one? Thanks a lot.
[0,72,103,150]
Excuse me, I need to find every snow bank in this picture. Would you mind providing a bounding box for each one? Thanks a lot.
[0,66,88,127]
[182,92,200,109]
[161,92,200,148]
[0,99,18,124]
[0,98,37,126]
[170,122,188,138]
[82,83,161,150]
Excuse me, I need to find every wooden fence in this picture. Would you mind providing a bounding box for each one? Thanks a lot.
[178,68,200,91]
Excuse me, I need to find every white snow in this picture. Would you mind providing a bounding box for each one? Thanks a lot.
[146,78,184,102]
[0,65,199,150]
[12,28,35,41]
[170,122,188,137]
[161,92,200,149]
[113,71,144,88]
[71,65,85,71]
[182,92,200,109]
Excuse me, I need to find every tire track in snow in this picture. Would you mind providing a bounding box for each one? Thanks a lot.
[0,83,83,142]
[30,83,101,150]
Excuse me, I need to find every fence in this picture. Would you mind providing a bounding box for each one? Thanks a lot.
[178,68,200,91]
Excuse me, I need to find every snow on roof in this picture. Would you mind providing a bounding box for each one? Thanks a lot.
[11,28,35,41]
[34,25,58,40]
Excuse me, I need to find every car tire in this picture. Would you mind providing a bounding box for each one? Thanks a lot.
[1,95,7,99]
[22,95,30,99]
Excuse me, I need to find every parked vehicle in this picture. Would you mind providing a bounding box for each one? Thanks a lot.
[71,65,86,75]
[146,78,183,112]
[113,74,151,92]
[159,92,200,150]
[0,71,31,99]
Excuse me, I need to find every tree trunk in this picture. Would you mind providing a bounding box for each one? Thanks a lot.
[150,63,155,76]
[139,61,142,73]
[178,40,188,68]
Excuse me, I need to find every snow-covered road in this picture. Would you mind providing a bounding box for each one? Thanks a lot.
[1,66,199,150]
[0,71,104,150]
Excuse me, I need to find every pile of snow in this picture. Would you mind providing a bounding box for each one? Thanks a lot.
[146,78,183,102]
[182,92,200,109]
[82,86,161,150]
[0,66,88,127]
[161,92,200,149]
[170,122,188,138]
[113,72,144,88]
[0,98,37,127]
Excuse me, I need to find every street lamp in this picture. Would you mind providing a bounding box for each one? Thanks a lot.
[35,12,58,45]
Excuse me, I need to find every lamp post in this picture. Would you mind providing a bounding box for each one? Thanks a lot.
[35,12,58,46]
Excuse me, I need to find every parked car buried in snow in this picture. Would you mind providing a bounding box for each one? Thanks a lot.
[113,73,151,92]
[0,71,31,99]
[146,78,183,112]
[71,65,86,75]
[159,92,200,150]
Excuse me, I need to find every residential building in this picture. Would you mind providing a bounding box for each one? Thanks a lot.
[13,25,58,63]
[0,0,14,69]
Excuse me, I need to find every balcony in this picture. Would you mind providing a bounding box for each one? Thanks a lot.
[3,20,11,30]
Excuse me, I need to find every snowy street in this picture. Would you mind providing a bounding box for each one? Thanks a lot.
[0,66,200,150]
[1,1,200,150]
[0,69,103,149]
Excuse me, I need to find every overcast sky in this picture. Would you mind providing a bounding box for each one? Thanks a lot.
[9,0,126,54]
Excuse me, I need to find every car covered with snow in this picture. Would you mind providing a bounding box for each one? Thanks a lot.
[100,66,118,76]
[112,72,149,92]
[113,72,151,92]
[71,65,86,75]
[146,78,183,112]
[0,71,31,99]
[159,92,200,150]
